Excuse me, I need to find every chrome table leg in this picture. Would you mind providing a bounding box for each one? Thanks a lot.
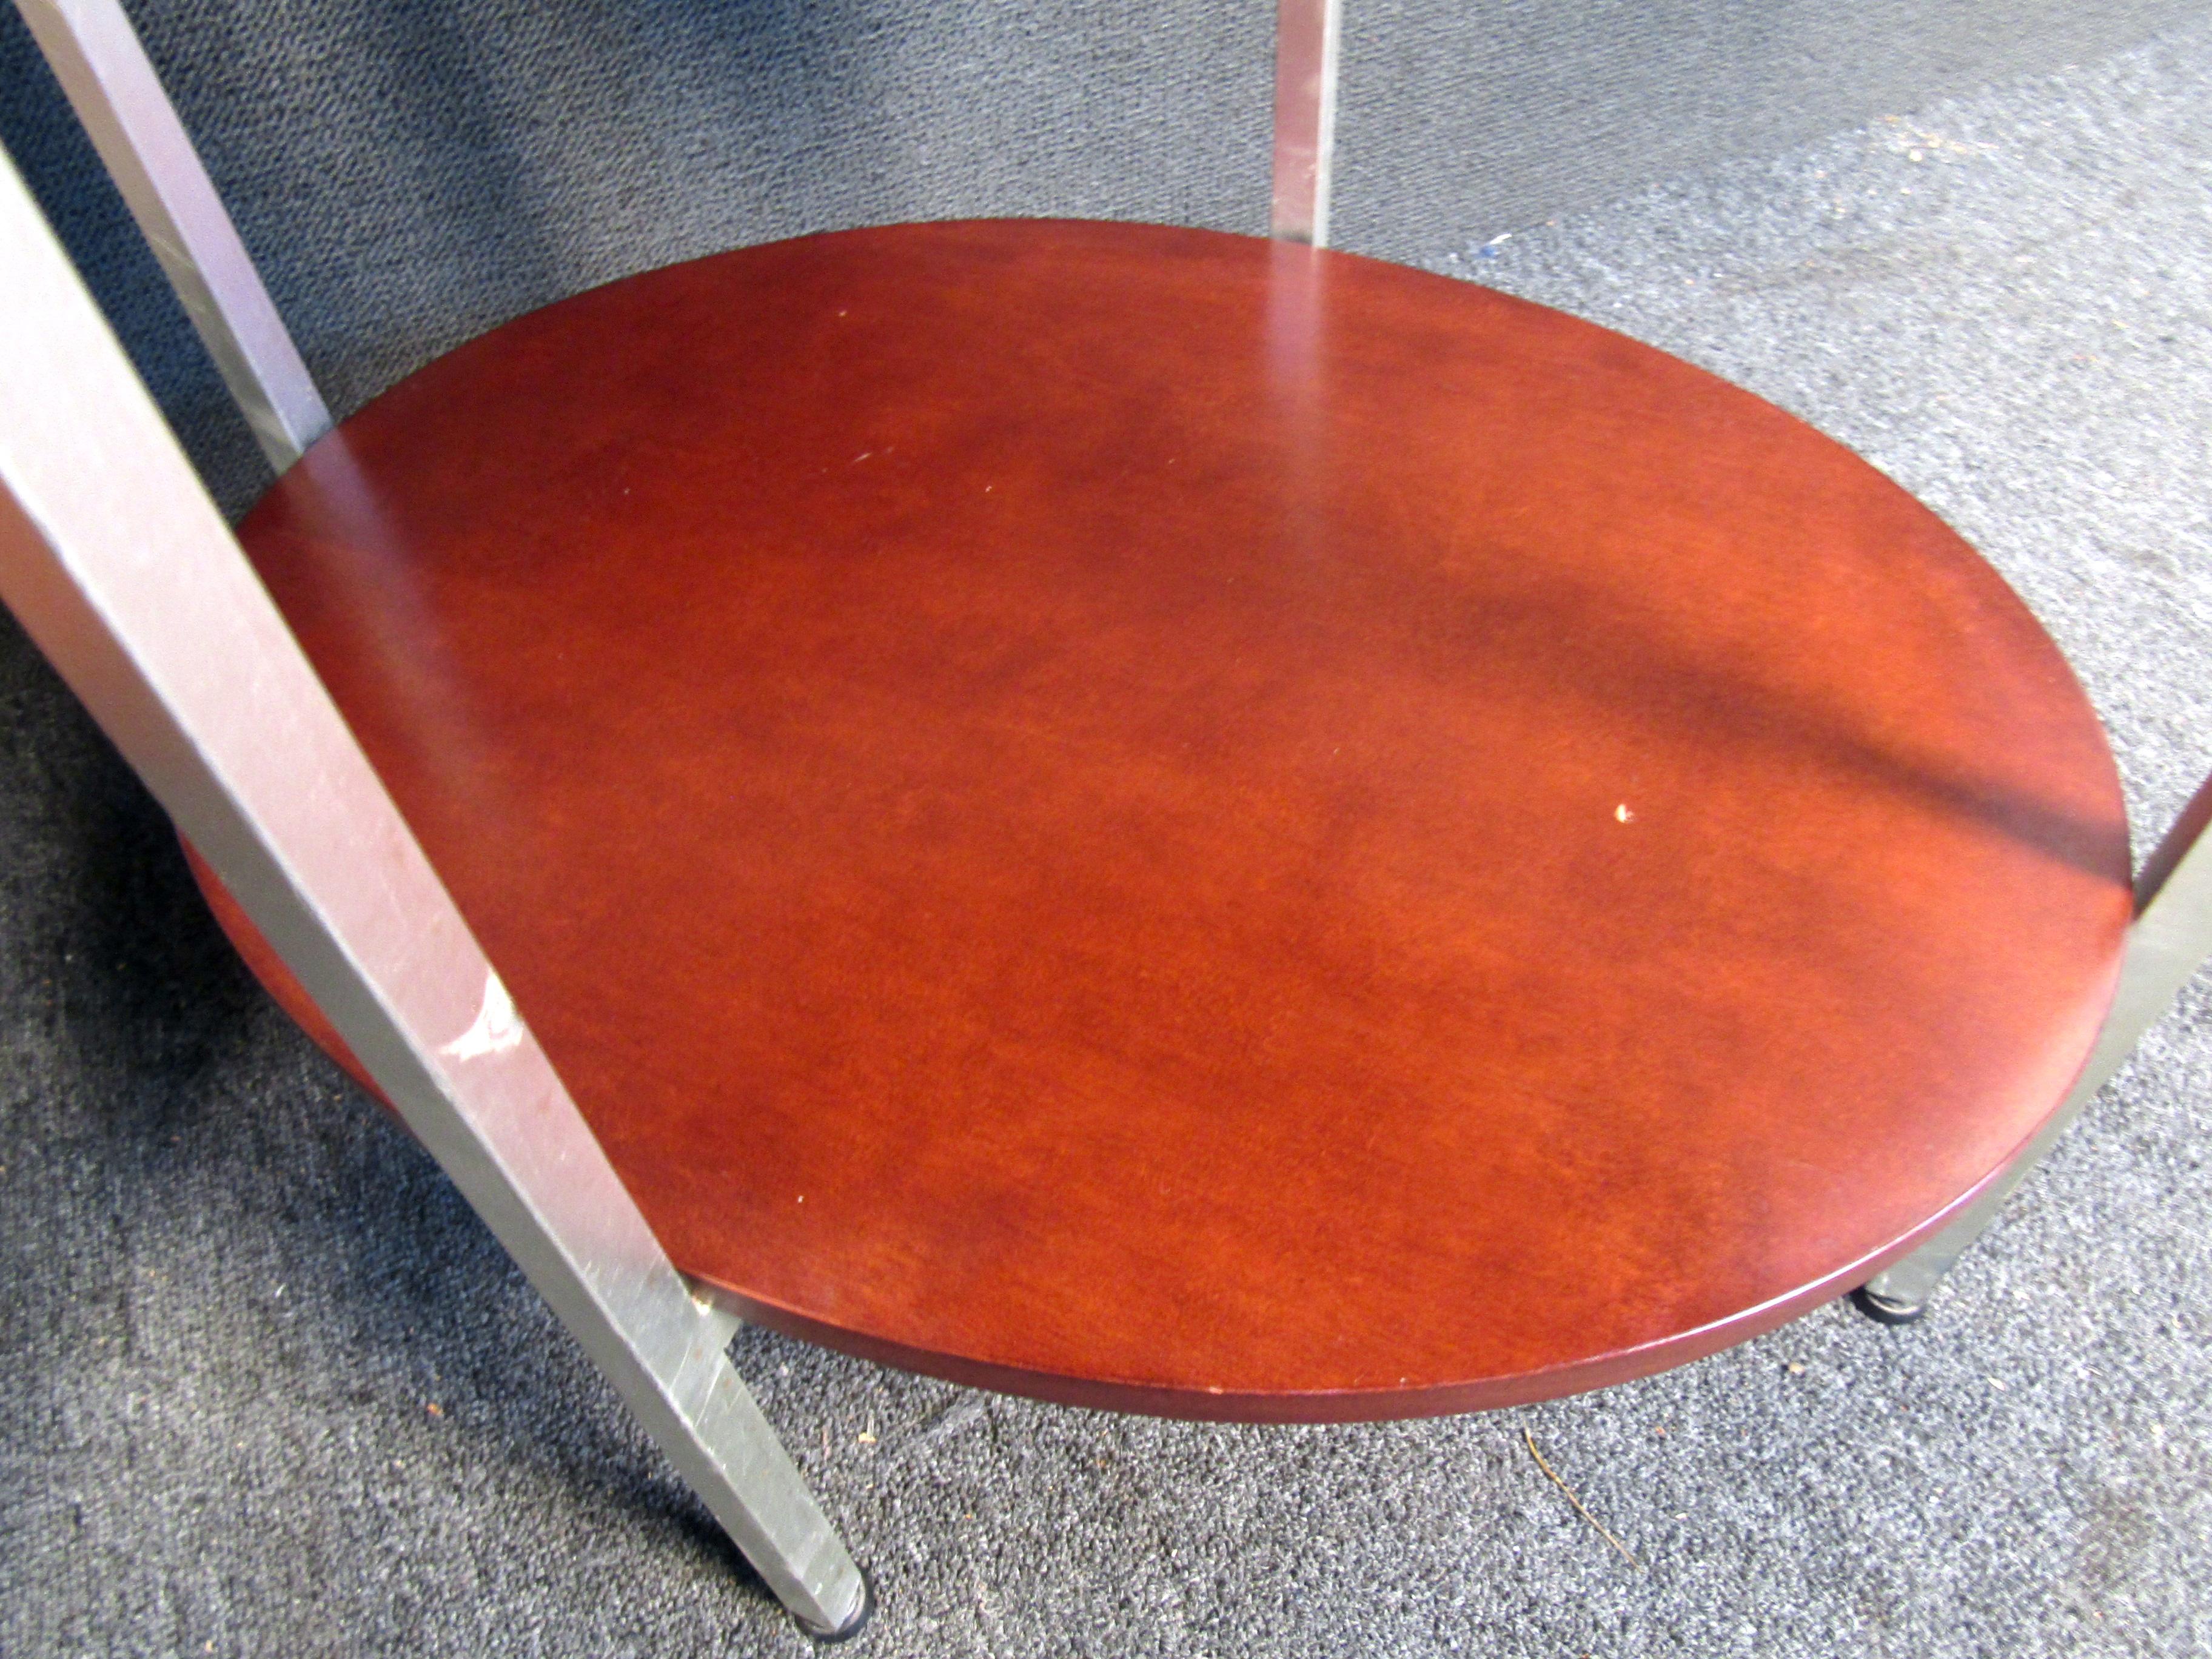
[1270,0,1341,246]
[13,0,330,471]
[1857,778,2212,1322]
[0,147,868,1639]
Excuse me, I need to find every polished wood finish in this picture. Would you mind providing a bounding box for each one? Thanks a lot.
[192,220,2131,1419]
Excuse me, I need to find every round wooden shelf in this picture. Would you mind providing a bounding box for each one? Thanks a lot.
[193,220,2131,1419]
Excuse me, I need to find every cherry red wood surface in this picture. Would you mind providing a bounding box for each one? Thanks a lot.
[194,221,2132,1419]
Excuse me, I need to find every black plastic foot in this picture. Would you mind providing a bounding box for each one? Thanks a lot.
[805,1566,876,1644]
[1851,1284,1927,1326]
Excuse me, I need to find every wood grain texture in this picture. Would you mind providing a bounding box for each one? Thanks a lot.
[191,220,2131,1419]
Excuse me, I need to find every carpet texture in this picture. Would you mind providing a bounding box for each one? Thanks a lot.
[2,0,2203,514]
[5,9,2212,1658]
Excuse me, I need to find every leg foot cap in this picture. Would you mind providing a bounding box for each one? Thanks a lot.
[1851,1284,1926,1326]
[804,1566,876,1644]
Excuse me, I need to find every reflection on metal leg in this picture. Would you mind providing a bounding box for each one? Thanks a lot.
[0,147,865,1635]
[1857,775,2212,1321]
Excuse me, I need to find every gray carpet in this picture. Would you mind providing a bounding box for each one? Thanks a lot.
[7,13,2212,1659]
[4,0,2202,519]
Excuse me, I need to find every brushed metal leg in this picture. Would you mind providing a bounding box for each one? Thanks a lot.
[1857,777,2212,1321]
[12,0,330,471]
[1270,0,1341,246]
[0,146,867,1637]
